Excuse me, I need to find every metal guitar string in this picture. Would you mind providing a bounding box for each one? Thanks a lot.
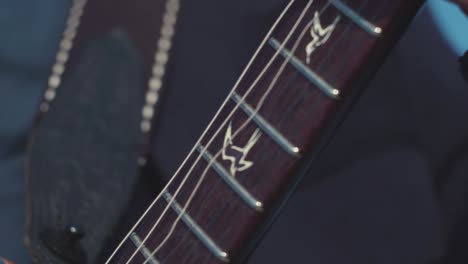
[144,3,332,262]
[126,1,315,262]
[105,1,296,262]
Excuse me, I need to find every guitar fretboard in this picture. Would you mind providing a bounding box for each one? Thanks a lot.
[109,0,424,263]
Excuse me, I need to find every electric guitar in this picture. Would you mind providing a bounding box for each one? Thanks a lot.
[103,0,425,263]
[25,0,425,263]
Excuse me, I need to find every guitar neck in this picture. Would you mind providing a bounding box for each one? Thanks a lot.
[109,0,424,263]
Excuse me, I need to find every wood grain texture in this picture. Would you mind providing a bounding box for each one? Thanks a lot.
[110,0,425,263]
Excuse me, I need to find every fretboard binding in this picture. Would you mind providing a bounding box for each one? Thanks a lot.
[196,144,263,211]
[231,92,301,157]
[329,0,383,36]
[268,38,340,99]
[162,190,230,262]
[130,232,161,264]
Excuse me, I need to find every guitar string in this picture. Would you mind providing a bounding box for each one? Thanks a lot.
[142,2,336,262]
[105,0,297,262]
[162,0,375,259]
[134,1,317,262]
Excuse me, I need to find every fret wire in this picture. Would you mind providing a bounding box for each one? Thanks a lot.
[197,144,263,211]
[159,162,230,262]
[329,0,382,36]
[314,0,369,73]
[268,37,340,98]
[129,233,161,264]
[280,0,372,94]
[332,0,389,78]
[231,92,301,157]
[161,191,229,262]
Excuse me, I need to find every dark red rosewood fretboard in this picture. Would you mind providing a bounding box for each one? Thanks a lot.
[109,0,424,263]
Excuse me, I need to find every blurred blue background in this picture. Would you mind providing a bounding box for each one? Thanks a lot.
[428,0,468,54]
[0,1,467,263]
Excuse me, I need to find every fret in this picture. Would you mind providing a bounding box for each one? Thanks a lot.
[329,0,383,36]
[267,37,340,99]
[231,92,301,157]
[196,144,263,211]
[130,233,161,264]
[162,190,229,262]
